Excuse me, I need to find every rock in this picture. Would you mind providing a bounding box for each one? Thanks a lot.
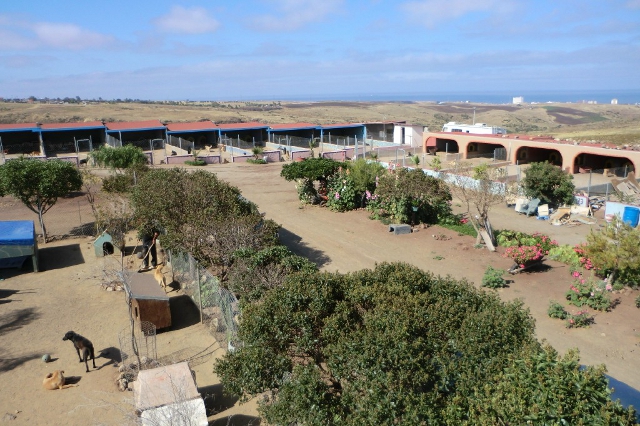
[117,378,128,392]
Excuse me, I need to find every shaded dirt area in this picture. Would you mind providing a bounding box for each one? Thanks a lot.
[1,161,639,425]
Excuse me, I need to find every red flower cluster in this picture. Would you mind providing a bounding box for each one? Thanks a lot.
[573,243,595,270]
[504,244,545,267]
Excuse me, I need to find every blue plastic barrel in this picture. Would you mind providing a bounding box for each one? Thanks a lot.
[622,206,640,228]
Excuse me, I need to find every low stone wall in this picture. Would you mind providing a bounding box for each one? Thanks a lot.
[231,154,253,163]
[291,150,312,161]
[321,150,346,161]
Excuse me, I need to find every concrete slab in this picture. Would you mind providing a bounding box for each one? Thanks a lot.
[389,224,412,235]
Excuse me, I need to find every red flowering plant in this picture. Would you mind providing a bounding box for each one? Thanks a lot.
[504,244,546,268]
[573,243,595,270]
[502,232,558,269]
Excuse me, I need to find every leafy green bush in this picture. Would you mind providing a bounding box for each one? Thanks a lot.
[586,217,640,286]
[185,159,207,166]
[325,168,358,212]
[521,161,575,206]
[102,174,133,193]
[281,158,347,203]
[495,230,558,252]
[482,266,507,288]
[367,167,452,224]
[548,301,568,319]
[90,144,149,173]
[214,263,636,424]
[548,244,581,267]
[247,158,267,164]
[566,276,612,311]
[565,310,594,328]
[635,294,640,308]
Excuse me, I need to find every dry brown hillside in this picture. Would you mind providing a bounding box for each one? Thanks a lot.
[2,100,639,145]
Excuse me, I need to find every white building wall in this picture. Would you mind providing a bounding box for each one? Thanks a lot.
[393,125,425,147]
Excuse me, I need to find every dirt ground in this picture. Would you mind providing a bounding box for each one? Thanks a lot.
[1,161,639,425]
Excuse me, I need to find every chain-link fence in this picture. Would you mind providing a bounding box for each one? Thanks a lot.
[271,134,314,149]
[168,250,240,350]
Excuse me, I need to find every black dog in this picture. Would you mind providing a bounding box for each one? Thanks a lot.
[62,331,96,373]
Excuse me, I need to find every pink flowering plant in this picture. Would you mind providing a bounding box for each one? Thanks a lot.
[501,231,558,269]
[565,274,612,311]
[573,243,595,270]
[503,245,545,268]
[565,309,594,328]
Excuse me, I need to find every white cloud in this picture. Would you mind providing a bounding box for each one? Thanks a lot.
[401,0,518,28]
[249,0,344,31]
[153,6,220,34]
[33,23,115,50]
[0,14,116,51]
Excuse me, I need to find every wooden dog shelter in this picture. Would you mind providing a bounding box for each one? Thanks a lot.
[128,273,171,330]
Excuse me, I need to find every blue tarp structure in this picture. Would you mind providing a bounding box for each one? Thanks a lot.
[0,220,38,271]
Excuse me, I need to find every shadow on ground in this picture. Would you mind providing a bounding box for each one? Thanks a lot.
[277,227,331,268]
[0,351,41,373]
[608,375,640,421]
[0,307,40,338]
[166,295,201,332]
[199,383,239,416]
[0,288,36,304]
[38,244,85,271]
[210,414,261,426]
[97,346,122,370]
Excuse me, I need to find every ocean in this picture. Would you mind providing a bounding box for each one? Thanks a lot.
[247,90,640,105]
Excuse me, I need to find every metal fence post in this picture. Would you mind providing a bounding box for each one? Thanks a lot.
[587,170,592,197]
[195,257,203,324]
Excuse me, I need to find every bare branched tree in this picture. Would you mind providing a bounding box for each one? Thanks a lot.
[444,162,507,250]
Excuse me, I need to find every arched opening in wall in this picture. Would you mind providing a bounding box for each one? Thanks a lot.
[424,136,437,155]
[547,150,562,166]
[574,153,636,177]
[467,142,507,160]
[517,147,563,167]
[516,148,528,163]
[434,138,458,153]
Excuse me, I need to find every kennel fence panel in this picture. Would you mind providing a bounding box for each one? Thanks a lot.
[168,250,239,349]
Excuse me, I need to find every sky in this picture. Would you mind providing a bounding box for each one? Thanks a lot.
[0,0,639,101]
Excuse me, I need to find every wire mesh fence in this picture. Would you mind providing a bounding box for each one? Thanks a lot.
[168,250,240,350]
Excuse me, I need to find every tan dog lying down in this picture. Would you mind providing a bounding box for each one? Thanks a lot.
[43,370,76,390]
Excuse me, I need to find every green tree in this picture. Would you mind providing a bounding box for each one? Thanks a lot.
[521,161,575,206]
[367,167,452,224]
[585,216,640,285]
[214,262,634,425]
[227,245,317,302]
[280,158,346,203]
[131,169,278,277]
[89,145,149,174]
[251,146,264,160]
[0,158,82,242]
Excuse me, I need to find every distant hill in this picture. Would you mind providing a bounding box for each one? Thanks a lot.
[1,100,639,146]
